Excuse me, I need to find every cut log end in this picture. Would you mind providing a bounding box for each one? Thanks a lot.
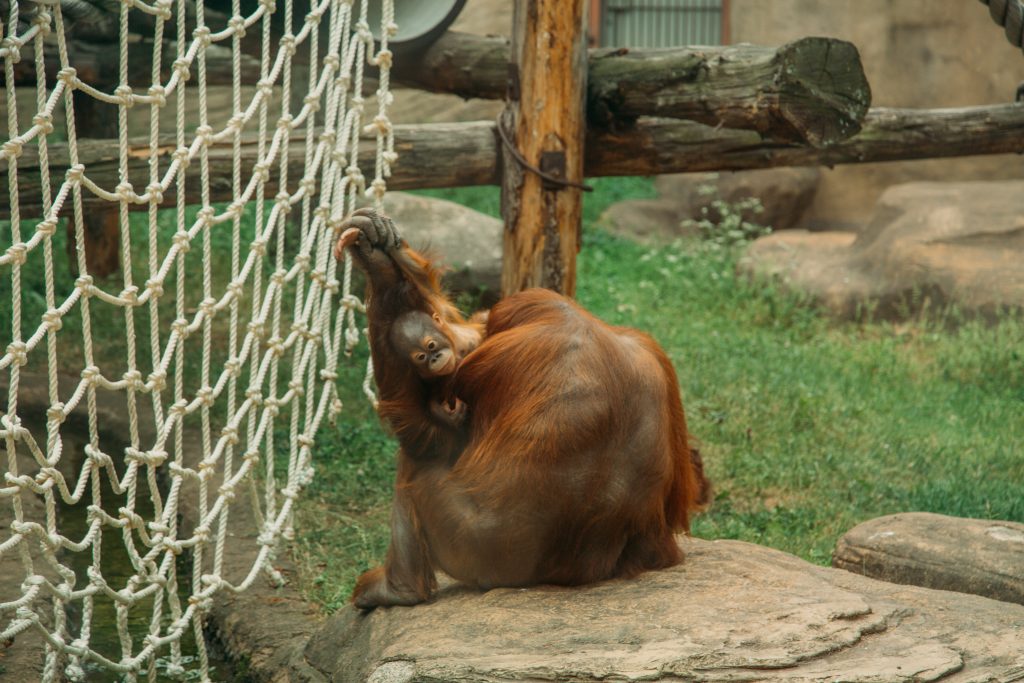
[773,37,872,147]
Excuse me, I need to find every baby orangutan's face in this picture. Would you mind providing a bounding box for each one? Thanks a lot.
[390,310,457,379]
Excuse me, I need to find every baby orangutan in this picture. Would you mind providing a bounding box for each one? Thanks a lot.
[389,309,478,430]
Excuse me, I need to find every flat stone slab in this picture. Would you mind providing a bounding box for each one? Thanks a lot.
[739,181,1024,319]
[834,512,1024,605]
[305,537,1024,682]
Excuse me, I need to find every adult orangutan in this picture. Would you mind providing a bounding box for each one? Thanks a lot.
[334,208,711,609]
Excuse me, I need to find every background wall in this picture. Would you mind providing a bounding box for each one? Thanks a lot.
[729,0,1024,229]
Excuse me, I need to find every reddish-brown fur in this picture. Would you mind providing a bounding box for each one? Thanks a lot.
[336,209,710,608]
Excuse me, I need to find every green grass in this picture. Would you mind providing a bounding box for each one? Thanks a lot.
[295,180,1024,610]
[5,179,1023,615]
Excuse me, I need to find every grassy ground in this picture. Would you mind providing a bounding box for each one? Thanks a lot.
[291,180,1024,612]
[4,179,1022,617]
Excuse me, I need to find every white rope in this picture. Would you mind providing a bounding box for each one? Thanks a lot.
[0,0,395,679]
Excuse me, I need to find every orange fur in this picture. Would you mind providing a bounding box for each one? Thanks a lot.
[339,210,710,609]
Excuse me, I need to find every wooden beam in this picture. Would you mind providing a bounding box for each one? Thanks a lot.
[389,32,871,147]
[5,105,1024,219]
[500,0,589,297]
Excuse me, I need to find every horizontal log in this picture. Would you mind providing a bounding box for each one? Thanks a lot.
[390,31,871,147]
[586,104,1024,175]
[4,104,1024,219]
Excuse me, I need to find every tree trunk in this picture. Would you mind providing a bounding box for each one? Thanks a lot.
[500,0,588,297]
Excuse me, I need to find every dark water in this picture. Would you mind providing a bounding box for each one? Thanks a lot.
[45,425,239,682]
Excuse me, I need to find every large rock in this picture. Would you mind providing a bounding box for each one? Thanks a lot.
[376,192,503,296]
[304,537,1024,682]
[599,168,820,243]
[834,512,1024,606]
[739,181,1024,319]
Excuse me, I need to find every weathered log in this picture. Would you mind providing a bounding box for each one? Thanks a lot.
[585,105,1024,175]
[8,39,264,89]
[5,104,1024,219]
[391,31,871,147]
[500,0,588,297]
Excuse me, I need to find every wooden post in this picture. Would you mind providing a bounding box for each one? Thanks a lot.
[500,0,588,297]
[68,92,121,277]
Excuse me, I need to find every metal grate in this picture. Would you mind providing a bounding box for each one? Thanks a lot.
[600,0,724,48]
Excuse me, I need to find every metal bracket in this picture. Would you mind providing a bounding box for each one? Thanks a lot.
[540,151,567,191]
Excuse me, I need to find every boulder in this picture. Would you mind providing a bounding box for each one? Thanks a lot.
[304,537,1024,682]
[596,198,699,244]
[376,192,503,296]
[739,181,1024,319]
[598,168,820,244]
[656,167,821,229]
[833,512,1024,606]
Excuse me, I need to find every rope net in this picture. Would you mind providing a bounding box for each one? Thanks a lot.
[1,0,393,678]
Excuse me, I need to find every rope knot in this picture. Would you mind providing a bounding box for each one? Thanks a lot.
[275,192,292,213]
[147,84,167,106]
[6,341,29,367]
[75,275,94,297]
[280,33,297,56]
[85,444,113,469]
[115,181,135,202]
[256,78,274,98]
[172,146,191,169]
[247,321,266,339]
[258,0,276,14]
[169,399,189,417]
[263,397,280,416]
[192,25,212,48]
[288,378,304,396]
[373,49,393,70]
[276,114,294,132]
[302,94,321,112]
[154,0,173,21]
[32,112,54,135]
[220,425,239,444]
[5,242,28,265]
[145,277,164,300]
[229,15,247,38]
[319,368,338,382]
[114,84,134,107]
[46,403,66,424]
[367,178,387,201]
[226,281,244,299]
[122,369,144,390]
[243,448,261,463]
[270,269,287,287]
[1,37,22,64]
[297,434,314,448]
[266,336,285,358]
[299,177,316,195]
[66,164,86,182]
[339,294,364,313]
[197,386,214,407]
[147,370,167,392]
[321,54,340,71]
[249,238,268,256]
[196,125,214,144]
[3,139,24,160]
[57,66,77,85]
[171,317,190,340]
[172,58,191,82]
[42,308,63,332]
[172,230,191,253]
[146,183,164,205]
[81,364,101,384]
[32,12,53,34]
[119,284,139,305]
[293,254,311,270]
[199,296,215,318]
[253,161,271,182]
[36,219,57,236]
